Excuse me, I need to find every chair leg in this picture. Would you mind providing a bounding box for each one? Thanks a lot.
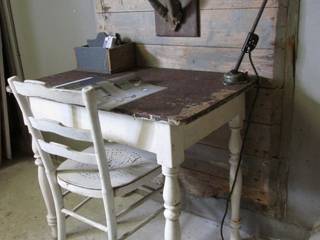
[56,209,66,240]
[47,174,66,240]
[33,140,57,237]
[102,193,117,240]
[104,203,117,240]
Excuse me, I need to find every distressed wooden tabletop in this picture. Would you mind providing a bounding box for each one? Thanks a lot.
[39,67,254,125]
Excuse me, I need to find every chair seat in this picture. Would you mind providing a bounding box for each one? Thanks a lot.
[57,142,160,196]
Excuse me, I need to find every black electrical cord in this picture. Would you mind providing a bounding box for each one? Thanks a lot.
[220,51,261,240]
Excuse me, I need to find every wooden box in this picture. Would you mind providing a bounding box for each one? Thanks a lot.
[74,43,135,74]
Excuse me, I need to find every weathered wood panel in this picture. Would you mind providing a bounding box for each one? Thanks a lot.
[97,8,287,49]
[136,44,286,87]
[180,161,273,212]
[182,143,280,215]
[246,88,283,125]
[96,3,287,87]
[184,143,270,188]
[200,122,281,158]
[275,0,301,218]
[136,44,275,78]
[96,0,288,13]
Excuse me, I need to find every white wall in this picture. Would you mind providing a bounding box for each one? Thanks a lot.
[10,0,97,79]
[288,0,320,229]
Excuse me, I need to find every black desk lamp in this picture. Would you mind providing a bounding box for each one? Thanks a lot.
[224,0,268,85]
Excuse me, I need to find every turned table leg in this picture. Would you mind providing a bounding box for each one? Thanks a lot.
[162,166,181,240]
[228,115,244,240]
[32,139,57,238]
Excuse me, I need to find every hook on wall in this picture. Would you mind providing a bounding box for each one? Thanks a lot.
[148,0,184,31]
[148,0,199,37]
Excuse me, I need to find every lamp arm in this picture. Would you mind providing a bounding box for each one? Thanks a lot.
[233,0,268,72]
[224,0,268,85]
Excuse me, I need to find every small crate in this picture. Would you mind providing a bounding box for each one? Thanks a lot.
[74,42,135,74]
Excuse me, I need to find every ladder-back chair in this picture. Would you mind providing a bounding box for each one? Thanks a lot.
[8,76,163,240]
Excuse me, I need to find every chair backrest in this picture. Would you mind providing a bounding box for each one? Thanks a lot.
[8,76,113,198]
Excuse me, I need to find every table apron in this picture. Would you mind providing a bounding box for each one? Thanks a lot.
[182,94,245,149]
[30,93,244,168]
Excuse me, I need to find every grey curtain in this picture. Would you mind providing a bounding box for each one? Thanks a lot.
[0,23,12,163]
[0,0,27,164]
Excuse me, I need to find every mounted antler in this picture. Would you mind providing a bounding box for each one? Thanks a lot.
[148,0,184,31]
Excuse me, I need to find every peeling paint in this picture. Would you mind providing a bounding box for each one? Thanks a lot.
[39,68,254,127]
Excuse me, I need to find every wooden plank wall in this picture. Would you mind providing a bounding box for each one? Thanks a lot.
[95,0,290,217]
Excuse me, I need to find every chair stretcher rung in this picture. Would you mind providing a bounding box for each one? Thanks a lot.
[142,185,160,192]
[116,187,162,218]
[62,208,108,232]
[62,191,71,197]
[118,207,164,240]
[65,197,92,219]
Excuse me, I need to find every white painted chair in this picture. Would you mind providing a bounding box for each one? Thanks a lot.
[8,77,163,240]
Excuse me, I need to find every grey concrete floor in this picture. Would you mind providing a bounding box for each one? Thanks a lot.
[310,221,320,240]
[310,233,320,240]
[0,158,255,240]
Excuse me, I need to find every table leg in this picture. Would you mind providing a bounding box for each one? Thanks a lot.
[228,115,243,240]
[32,140,57,238]
[162,166,181,240]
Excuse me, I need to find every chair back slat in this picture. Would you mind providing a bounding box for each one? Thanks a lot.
[38,140,96,165]
[13,80,84,106]
[8,76,96,166]
[29,117,92,142]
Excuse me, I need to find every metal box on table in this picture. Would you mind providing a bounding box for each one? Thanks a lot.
[74,43,135,74]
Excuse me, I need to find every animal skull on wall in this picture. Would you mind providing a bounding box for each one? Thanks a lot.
[148,0,184,31]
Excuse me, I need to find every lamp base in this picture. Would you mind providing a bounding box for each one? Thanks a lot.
[223,70,249,86]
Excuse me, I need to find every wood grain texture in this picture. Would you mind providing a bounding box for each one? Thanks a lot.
[246,88,283,125]
[136,44,287,88]
[200,122,281,158]
[136,44,274,78]
[97,7,287,49]
[184,143,270,188]
[179,165,273,212]
[181,144,280,215]
[39,68,254,125]
[276,0,301,218]
[96,0,288,13]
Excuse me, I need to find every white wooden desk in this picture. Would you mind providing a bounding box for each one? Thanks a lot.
[31,68,253,240]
